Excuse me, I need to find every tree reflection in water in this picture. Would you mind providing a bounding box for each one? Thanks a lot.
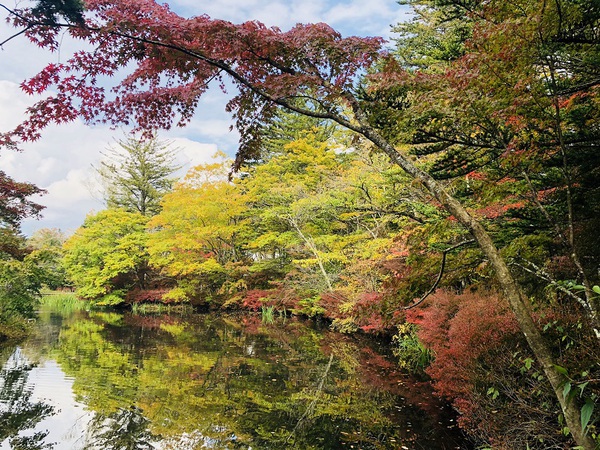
[0,348,55,449]
[0,307,466,449]
[85,406,158,450]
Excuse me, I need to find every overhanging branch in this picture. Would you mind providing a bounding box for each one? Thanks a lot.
[404,239,475,310]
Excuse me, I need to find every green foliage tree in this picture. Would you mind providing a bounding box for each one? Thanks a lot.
[238,129,436,327]
[147,153,248,303]
[393,0,472,70]
[241,135,350,293]
[259,106,343,158]
[96,134,180,217]
[0,150,49,339]
[0,227,62,339]
[62,209,150,305]
[0,259,41,340]
[31,0,84,25]
[0,227,53,340]
[26,228,68,290]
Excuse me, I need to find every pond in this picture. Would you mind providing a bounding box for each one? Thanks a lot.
[0,303,468,449]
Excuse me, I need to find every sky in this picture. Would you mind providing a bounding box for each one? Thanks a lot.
[0,0,411,236]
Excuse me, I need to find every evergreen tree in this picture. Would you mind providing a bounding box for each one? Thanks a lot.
[96,135,180,217]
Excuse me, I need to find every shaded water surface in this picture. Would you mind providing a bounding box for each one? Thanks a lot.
[0,304,467,449]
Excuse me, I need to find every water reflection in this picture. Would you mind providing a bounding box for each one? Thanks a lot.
[0,306,466,449]
[0,348,55,449]
[86,406,158,450]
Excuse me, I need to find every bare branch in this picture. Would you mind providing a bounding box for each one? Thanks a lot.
[404,239,475,310]
[0,25,33,47]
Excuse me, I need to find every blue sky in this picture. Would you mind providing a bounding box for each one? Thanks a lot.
[0,0,410,235]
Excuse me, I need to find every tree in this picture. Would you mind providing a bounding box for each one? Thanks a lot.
[258,104,343,158]
[27,228,68,290]
[1,1,597,446]
[240,135,352,294]
[384,0,600,332]
[0,228,47,340]
[0,171,44,228]
[393,0,472,70]
[147,154,248,303]
[96,134,180,217]
[62,209,150,305]
[31,0,84,25]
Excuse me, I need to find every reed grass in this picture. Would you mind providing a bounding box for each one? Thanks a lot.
[40,291,88,314]
[261,305,275,324]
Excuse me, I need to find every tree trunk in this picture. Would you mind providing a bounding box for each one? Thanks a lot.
[288,216,334,292]
[356,123,596,450]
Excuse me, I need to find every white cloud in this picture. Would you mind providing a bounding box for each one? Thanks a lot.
[170,138,220,175]
[46,169,98,204]
[170,0,409,38]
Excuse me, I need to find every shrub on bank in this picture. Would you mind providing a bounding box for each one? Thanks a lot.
[405,290,600,449]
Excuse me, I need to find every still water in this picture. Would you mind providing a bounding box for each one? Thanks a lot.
[0,303,467,449]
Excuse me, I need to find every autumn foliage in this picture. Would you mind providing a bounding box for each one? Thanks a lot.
[3,0,600,447]
[0,171,45,227]
[406,290,519,413]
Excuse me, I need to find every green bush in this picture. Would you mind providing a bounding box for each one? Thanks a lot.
[392,323,432,375]
[0,258,41,340]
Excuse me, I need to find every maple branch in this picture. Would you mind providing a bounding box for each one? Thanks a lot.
[94,30,343,124]
[244,45,297,76]
[1,6,363,151]
[404,239,475,310]
[0,25,33,47]
[349,205,426,224]
[0,3,77,47]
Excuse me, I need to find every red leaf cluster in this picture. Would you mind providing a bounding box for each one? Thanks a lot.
[241,289,274,311]
[353,292,396,333]
[473,200,525,220]
[125,288,168,303]
[0,171,46,226]
[406,290,519,419]
[318,291,345,319]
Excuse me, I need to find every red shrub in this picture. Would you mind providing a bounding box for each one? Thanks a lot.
[126,288,169,304]
[352,292,401,333]
[406,290,519,418]
[241,289,273,311]
[318,291,346,320]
